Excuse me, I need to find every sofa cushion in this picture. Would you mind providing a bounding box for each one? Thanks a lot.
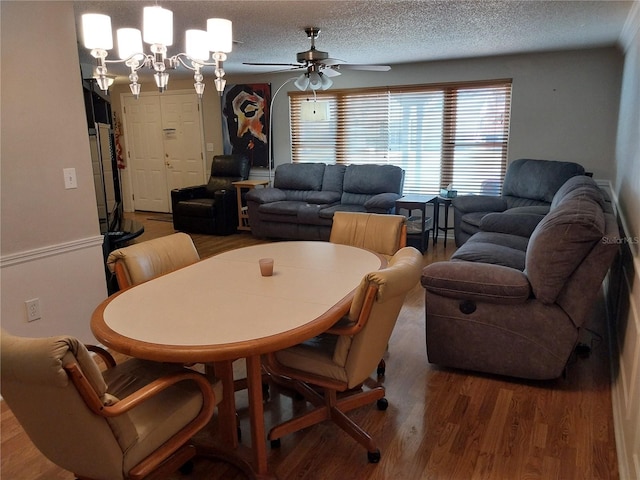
[273,163,325,191]
[306,191,342,204]
[322,164,347,193]
[550,175,605,209]
[342,164,404,195]
[318,204,368,218]
[258,201,303,216]
[452,232,529,270]
[502,158,585,203]
[525,196,605,304]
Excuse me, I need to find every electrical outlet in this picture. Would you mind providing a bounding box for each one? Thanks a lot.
[25,298,41,322]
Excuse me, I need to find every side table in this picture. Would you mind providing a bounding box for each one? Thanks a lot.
[434,196,453,247]
[232,180,269,231]
[395,194,437,253]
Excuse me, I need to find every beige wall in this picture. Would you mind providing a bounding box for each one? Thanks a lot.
[0,2,107,342]
[610,3,640,479]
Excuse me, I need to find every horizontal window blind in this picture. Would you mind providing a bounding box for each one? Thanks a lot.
[289,79,512,195]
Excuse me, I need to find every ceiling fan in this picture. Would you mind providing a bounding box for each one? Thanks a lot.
[243,27,391,90]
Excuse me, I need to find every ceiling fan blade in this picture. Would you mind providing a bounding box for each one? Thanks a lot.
[335,64,392,72]
[322,57,347,66]
[321,67,341,78]
[243,62,304,68]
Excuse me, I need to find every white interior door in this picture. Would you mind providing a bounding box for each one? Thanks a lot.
[160,95,205,193]
[123,92,206,213]
[124,95,168,212]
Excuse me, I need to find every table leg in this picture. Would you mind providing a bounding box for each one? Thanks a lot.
[246,354,269,476]
[211,361,238,448]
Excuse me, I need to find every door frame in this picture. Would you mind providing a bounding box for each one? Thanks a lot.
[119,89,207,213]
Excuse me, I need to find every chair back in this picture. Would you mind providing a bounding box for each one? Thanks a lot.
[0,329,130,479]
[337,247,423,388]
[330,211,407,257]
[107,232,200,289]
[206,154,250,194]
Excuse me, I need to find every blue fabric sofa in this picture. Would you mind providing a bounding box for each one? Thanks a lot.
[246,163,405,240]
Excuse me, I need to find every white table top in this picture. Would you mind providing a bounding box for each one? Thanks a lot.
[92,241,383,362]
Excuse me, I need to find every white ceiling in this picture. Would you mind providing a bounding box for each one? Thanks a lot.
[73,0,635,80]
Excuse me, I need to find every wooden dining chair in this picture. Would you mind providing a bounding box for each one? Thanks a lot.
[0,328,221,480]
[106,232,200,290]
[329,211,408,375]
[264,247,423,463]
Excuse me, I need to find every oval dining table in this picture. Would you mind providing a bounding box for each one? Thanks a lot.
[92,241,385,478]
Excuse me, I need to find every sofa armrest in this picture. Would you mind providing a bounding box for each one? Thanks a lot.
[364,192,402,212]
[245,188,286,204]
[452,195,507,214]
[421,261,531,304]
[480,212,546,238]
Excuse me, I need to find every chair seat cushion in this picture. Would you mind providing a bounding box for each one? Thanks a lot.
[274,334,348,384]
[103,359,222,475]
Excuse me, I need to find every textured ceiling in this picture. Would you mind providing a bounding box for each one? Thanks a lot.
[73,0,635,80]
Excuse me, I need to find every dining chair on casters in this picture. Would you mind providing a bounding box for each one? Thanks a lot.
[107,232,200,290]
[329,211,408,376]
[264,247,423,463]
[0,328,221,480]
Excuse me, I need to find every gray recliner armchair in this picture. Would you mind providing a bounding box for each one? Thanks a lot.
[452,158,585,246]
[422,176,618,380]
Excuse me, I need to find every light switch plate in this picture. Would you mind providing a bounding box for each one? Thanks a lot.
[63,168,77,189]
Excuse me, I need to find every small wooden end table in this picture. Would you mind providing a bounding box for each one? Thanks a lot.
[395,194,437,253]
[232,180,269,231]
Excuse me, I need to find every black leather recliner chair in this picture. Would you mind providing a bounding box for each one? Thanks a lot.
[171,154,250,235]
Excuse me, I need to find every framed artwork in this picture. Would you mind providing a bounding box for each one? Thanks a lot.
[221,83,271,168]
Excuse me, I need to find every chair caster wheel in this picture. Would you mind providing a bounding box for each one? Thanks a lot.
[178,460,194,474]
[262,382,270,400]
[377,398,389,411]
[367,449,381,463]
[270,438,281,449]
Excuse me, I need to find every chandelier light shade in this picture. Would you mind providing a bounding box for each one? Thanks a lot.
[207,18,233,53]
[81,7,232,98]
[186,29,209,62]
[81,14,113,50]
[116,28,143,60]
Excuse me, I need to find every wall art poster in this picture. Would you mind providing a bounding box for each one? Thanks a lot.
[221,83,271,168]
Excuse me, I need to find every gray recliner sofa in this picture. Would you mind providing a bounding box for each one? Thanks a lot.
[452,158,585,246]
[246,163,404,240]
[421,176,619,380]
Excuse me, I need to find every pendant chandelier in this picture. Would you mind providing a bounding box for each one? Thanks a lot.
[81,6,232,98]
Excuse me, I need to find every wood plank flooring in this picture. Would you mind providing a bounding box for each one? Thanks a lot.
[0,212,619,479]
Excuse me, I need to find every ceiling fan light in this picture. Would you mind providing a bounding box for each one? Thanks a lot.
[82,14,113,50]
[117,28,144,61]
[186,29,210,62]
[308,72,323,90]
[320,74,333,90]
[294,74,310,91]
[143,6,173,46]
[207,18,233,53]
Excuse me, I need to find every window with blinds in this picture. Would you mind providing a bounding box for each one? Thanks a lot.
[289,79,512,195]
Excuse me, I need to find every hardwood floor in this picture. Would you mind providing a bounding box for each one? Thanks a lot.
[0,212,619,479]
